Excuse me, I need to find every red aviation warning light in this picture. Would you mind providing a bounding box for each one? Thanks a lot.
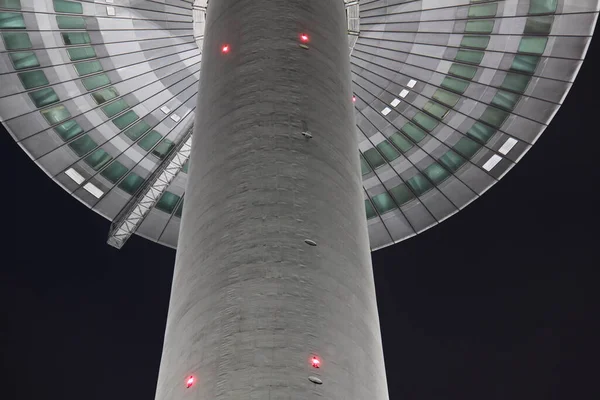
[310,356,321,368]
[221,44,230,54]
[186,376,195,388]
[300,33,310,43]
[352,95,356,103]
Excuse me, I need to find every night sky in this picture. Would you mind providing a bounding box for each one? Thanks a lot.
[2,36,598,400]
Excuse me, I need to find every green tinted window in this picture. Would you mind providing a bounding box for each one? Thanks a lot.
[181,160,189,174]
[0,0,21,10]
[41,104,70,125]
[123,120,151,141]
[449,63,477,80]
[67,46,96,61]
[363,148,386,169]
[460,35,490,49]
[2,32,31,49]
[0,12,25,29]
[372,192,396,214]
[423,101,449,119]
[501,72,531,93]
[468,3,497,18]
[407,173,433,196]
[61,32,91,45]
[453,137,482,159]
[53,0,83,14]
[412,112,439,132]
[424,163,450,185]
[118,173,145,195]
[113,110,138,130]
[82,73,110,90]
[73,60,102,76]
[377,140,400,162]
[84,149,112,170]
[138,130,162,151]
[54,119,83,141]
[441,76,469,94]
[56,15,85,29]
[433,89,460,107]
[467,122,495,143]
[401,122,426,142]
[156,191,181,214]
[529,0,557,15]
[389,132,413,153]
[365,200,377,220]
[389,183,415,206]
[439,150,466,172]
[510,54,539,74]
[491,90,520,111]
[455,50,484,65]
[102,99,128,118]
[8,51,39,69]
[101,161,128,184]
[465,20,494,33]
[152,139,175,159]
[174,201,184,217]
[524,16,554,35]
[29,88,59,108]
[18,70,49,89]
[360,154,372,175]
[69,134,97,156]
[91,87,118,104]
[480,107,509,128]
[518,37,548,54]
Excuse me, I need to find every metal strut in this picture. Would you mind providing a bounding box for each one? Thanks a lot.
[107,123,194,249]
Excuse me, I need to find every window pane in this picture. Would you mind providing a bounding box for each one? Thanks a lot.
[529,0,557,15]
[491,90,520,111]
[1,31,31,49]
[465,20,494,34]
[432,89,460,107]
[82,73,110,90]
[424,163,450,185]
[69,134,97,156]
[53,0,83,14]
[118,173,145,195]
[365,200,377,220]
[41,104,71,125]
[441,76,469,94]
[377,140,400,162]
[67,46,96,61]
[101,161,128,184]
[453,137,482,159]
[467,122,495,143]
[524,16,554,35]
[84,148,112,170]
[438,150,466,172]
[156,191,181,214]
[401,122,426,142]
[412,112,439,132]
[360,154,372,175]
[518,37,548,54]
[123,120,151,141]
[407,173,433,196]
[0,12,25,29]
[510,54,539,74]
[8,51,39,69]
[372,192,396,214]
[181,160,189,174]
[389,183,415,206]
[480,107,509,128]
[175,200,184,218]
[61,32,91,45]
[18,70,49,89]
[501,72,531,93]
[152,139,175,159]
[389,132,413,153]
[363,148,386,169]
[449,63,477,79]
[0,0,21,10]
[423,101,449,119]
[112,110,138,130]
[455,50,484,65]
[468,3,497,18]
[102,99,128,118]
[73,60,102,76]
[56,15,85,29]
[29,87,59,108]
[54,119,83,141]
[138,130,162,151]
[91,87,119,104]
[460,35,490,49]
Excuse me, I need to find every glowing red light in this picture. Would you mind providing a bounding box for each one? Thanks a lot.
[300,33,309,43]
[311,356,320,368]
[186,376,195,388]
[222,44,230,54]
[352,95,356,103]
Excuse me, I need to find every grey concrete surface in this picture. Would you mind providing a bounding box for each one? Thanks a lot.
[154,1,389,399]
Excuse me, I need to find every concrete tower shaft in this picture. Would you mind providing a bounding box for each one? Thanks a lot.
[154,0,389,399]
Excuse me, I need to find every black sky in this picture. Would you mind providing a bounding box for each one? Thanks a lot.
[1,36,599,400]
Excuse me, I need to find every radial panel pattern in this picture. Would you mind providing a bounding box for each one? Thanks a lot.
[1,0,598,250]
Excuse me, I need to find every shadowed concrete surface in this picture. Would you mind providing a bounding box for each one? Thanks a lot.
[154,0,389,399]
